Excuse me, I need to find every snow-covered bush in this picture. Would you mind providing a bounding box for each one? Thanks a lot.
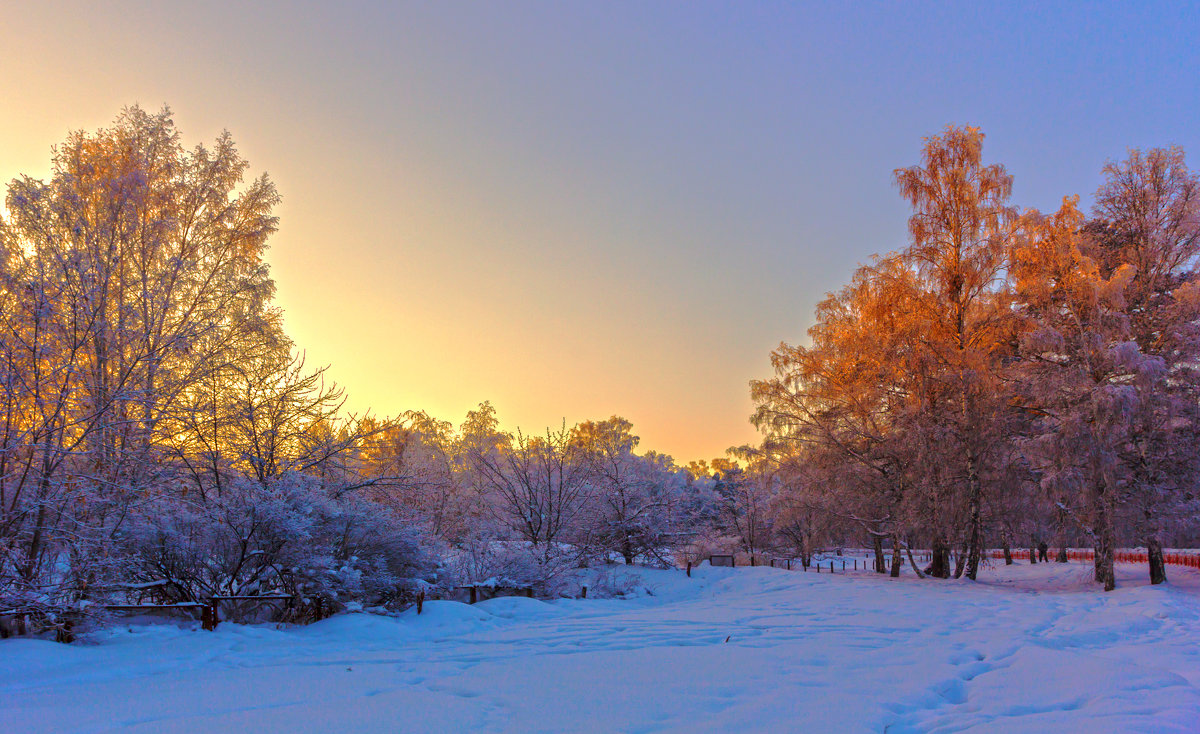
[583,566,641,598]
[283,488,437,617]
[441,538,578,597]
[125,473,435,619]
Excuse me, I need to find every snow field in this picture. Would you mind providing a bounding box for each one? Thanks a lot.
[3,561,1200,733]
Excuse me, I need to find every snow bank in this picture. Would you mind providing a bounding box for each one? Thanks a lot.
[473,596,566,620]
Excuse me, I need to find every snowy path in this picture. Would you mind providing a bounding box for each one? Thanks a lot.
[4,562,1200,733]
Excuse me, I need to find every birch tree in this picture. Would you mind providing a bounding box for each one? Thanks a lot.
[892,125,1018,580]
[1089,148,1200,585]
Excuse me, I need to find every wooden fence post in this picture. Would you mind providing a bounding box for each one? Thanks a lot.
[201,602,219,631]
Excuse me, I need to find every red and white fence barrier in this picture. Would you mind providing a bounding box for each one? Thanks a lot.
[990,548,1200,568]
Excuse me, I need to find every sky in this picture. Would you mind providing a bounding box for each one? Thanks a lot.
[2,2,1199,463]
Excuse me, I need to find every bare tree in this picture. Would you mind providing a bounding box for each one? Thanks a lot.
[470,423,590,552]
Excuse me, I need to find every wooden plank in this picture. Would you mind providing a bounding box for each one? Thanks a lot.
[104,604,206,610]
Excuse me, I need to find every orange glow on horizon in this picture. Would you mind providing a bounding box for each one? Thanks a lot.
[0,6,769,464]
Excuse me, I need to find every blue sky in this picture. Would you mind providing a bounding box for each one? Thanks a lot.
[2,2,1198,460]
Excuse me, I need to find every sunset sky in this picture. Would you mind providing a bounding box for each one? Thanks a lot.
[3,2,1199,462]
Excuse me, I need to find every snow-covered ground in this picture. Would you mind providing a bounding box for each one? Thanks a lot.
[4,561,1200,733]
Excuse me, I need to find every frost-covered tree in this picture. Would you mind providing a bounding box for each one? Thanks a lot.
[753,258,921,573]
[1089,148,1200,585]
[891,125,1019,580]
[573,417,685,564]
[0,106,280,621]
[750,127,1200,591]
[1010,199,1137,590]
[0,107,439,631]
[469,423,590,551]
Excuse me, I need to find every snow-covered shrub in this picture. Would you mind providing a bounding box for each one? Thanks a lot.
[584,566,641,598]
[125,473,436,620]
[282,489,437,619]
[441,538,578,597]
[0,481,134,640]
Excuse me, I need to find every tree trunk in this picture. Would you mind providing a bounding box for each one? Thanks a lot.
[905,547,926,578]
[953,538,968,579]
[873,534,886,574]
[964,454,983,580]
[1002,540,1012,565]
[1097,479,1116,591]
[889,536,902,578]
[1055,508,1069,563]
[1147,536,1166,585]
[23,468,55,582]
[1094,520,1116,591]
[1097,541,1115,592]
[965,534,981,579]
[930,538,950,579]
[1029,538,1037,564]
